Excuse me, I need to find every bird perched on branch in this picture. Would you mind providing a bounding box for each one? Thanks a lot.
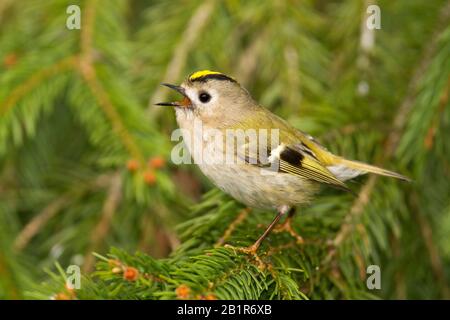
[157,70,409,255]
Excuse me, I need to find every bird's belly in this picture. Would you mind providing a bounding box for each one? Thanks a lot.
[198,163,318,209]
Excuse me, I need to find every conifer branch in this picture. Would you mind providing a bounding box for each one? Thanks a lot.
[0,56,76,117]
[80,0,98,61]
[324,0,450,268]
[1,0,448,300]
[14,174,114,252]
[77,0,145,164]
[77,62,145,164]
[323,175,376,266]
[386,0,450,155]
[424,76,450,150]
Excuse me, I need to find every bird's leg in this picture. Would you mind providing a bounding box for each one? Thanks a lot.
[247,207,288,252]
[273,207,304,244]
[225,206,289,262]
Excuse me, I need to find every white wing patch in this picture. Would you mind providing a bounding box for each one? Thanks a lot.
[268,144,286,163]
[327,165,365,181]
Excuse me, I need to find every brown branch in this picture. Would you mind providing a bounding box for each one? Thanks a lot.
[80,0,98,60]
[148,1,216,111]
[0,56,76,116]
[77,0,145,164]
[333,175,377,248]
[13,194,71,252]
[13,174,113,252]
[83,172,123,273]
[215,208,251,247]
[323,175,376,266]
[78,62,145,163]
[424,75,450,150]
[0,0,14,24]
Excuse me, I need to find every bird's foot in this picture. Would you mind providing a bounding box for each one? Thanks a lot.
[273,216,304,245]
[224,244,266,270]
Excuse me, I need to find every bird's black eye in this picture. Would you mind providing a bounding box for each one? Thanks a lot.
[199,92,211,103]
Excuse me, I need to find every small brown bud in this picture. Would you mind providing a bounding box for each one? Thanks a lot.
[127,159,139,172]
[175,284,191,299]
[149,156,165,169]
[123,267,139,281]
[143,171,156,185]
[204,293,217,300]
[54,292,71,300]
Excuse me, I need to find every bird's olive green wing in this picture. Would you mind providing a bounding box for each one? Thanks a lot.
[233,109,350,192]
[277,145,350,192]
[237,141,351,192]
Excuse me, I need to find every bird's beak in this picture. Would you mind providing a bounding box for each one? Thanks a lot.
[155,83,191,108]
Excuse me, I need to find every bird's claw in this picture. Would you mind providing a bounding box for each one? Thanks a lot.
[224,244,266,270]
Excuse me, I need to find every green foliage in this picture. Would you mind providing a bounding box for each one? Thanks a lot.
[0,0,449,300]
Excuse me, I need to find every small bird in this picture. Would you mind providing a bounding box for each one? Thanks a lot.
[157,70,409,254]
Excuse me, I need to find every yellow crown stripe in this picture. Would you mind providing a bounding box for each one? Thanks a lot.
[189,70,224,81]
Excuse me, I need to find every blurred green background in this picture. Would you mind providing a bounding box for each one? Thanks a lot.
[0,0,449,299]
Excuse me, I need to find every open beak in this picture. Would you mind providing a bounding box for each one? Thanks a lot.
[155,83,191,108]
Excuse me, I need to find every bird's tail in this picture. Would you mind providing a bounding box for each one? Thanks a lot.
[332,157,411,182]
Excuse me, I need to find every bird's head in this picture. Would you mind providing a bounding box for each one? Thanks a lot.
[157,70,256,123]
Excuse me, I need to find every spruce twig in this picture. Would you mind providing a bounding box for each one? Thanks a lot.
[324,1,450,269]
[0,56,76,116]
